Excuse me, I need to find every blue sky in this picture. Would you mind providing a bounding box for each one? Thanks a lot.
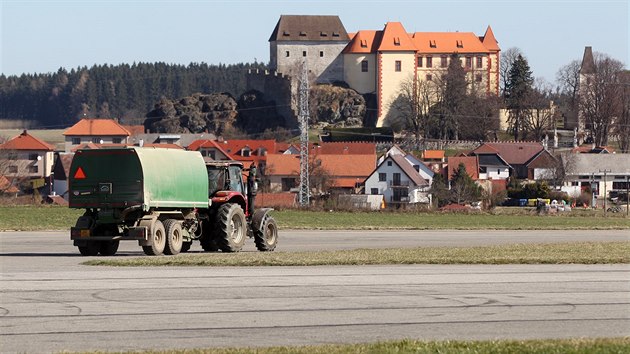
[1,0,628,85]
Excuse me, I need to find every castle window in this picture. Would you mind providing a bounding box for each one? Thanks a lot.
[475,74,483,82]
[360,39,368,48]
[465,56,472,69]
[441,56,447,68]
[394,37,400,46]
[456,40,463,48]
[302,50,307,57]
[299,31,307,36]
[361,60,368,72]
[285,51,290,57]
[476,56,483,68]
[395,60,402,72]
[426,56,432,68]
[320,51,324,57]
[418,56,423,67]
[429,40,437,48]
[426,74,433,81]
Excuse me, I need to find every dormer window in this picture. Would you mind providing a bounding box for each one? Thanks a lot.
[242,147,251,157]
[429,40,437,48]
[299,31,307,36]
[360,39,368,48]
[393,37,400,46]
[320,31,327,37]
[456,40,463,48]
[282,31,290,36]
[332,32,340,37]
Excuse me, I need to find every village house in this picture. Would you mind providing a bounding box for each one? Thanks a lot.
[63,118,131,153]
[471,141,557,180]
[560,153,630,206]
[364,152,431,205]
[0,130,56,190]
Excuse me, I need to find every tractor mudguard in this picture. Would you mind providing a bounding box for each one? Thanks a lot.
[250,208,274,234]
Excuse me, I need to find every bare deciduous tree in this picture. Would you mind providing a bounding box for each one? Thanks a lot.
[527,78,556,141]
[579,53,625,146]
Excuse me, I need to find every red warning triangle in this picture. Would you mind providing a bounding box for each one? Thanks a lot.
[74,167,86,179]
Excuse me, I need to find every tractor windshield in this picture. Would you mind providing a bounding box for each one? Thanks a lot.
[207,167,226,197]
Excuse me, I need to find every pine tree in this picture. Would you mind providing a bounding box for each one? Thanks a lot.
[505,54,534,140]
[450,163,483,205]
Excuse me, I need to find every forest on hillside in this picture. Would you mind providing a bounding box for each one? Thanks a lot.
[0,62,267,127]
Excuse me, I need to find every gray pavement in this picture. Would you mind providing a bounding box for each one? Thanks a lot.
[1,230,629,352]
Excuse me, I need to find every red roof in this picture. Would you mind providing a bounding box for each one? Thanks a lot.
[343,30,382,54]
[142,143,183,149]
[447,156,479,180]
[187,139,232,158]
[0,130,55,151]
[256,193,296,208]
[122,125,145,136]
[63,119,131,136]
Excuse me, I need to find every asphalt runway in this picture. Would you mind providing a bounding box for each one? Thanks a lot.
[1,230,629,352]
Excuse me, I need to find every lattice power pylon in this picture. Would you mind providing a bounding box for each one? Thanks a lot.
[298,61,310,207]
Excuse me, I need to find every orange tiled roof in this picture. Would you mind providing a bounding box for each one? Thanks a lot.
[378,22,416,51]
[343,30,382,54]
[412,32,490,54]
[257,193,296,208]
[480,26,500,51]
[447,156,479,180]
[422,150,445,159]
[63,119,131,136]
[122,125,145,136]
[0,130,55,151]
[142,143,183,149]
[266,154,300,175]
[310,142,376,155]
[266,154,376,178]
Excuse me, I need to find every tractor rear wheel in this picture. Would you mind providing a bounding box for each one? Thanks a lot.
[163,219,183,255]
[216,203,246,252]
[254,214,278,252]
[142,220,166,256]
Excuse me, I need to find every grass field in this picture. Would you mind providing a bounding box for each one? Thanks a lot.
[68,338,630,354]
[84,241,630,267]
[0,205,628,231]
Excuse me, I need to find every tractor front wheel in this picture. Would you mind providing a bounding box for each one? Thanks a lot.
[254,214,278,252]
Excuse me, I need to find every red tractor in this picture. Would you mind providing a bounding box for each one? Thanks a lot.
[193,160,278,253]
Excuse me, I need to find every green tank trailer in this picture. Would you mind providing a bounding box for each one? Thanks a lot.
[69,147,277,256]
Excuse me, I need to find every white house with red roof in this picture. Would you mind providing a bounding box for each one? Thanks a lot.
[0,130,55,179]
[63,118,131,153]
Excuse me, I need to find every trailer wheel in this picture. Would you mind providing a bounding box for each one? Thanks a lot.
[254,214,278,252]
[78,242,100,256]
[217,203,246,252]
[142,220,166,256]
[163,219,183,255]
[99,241,119,256]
